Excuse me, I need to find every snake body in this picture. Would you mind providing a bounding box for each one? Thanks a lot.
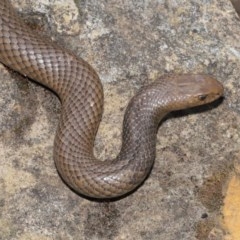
[0,0,223,198]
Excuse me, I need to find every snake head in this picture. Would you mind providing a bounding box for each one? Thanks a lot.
[155,74,224,111]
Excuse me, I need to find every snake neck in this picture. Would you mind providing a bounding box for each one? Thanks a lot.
[117,93,167,164]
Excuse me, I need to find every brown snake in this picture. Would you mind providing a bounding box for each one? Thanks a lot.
[0,0,224,198]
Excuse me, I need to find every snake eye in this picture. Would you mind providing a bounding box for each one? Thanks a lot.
[198,94,208,101]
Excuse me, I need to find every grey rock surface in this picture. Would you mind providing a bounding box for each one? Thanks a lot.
[0,0,240,239]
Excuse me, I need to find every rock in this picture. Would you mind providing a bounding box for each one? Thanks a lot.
[0,0,240,239]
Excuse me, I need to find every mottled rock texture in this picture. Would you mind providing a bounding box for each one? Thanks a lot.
[0,0,240,239]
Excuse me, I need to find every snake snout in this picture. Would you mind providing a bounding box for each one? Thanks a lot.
[194,75,224,104]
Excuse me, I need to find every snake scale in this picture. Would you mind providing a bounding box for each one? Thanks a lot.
[0,0,223,198]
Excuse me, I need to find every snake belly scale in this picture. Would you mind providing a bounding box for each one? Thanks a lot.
[0,0,224,198]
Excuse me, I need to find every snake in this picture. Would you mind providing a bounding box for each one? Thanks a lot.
[0,0,224,199]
